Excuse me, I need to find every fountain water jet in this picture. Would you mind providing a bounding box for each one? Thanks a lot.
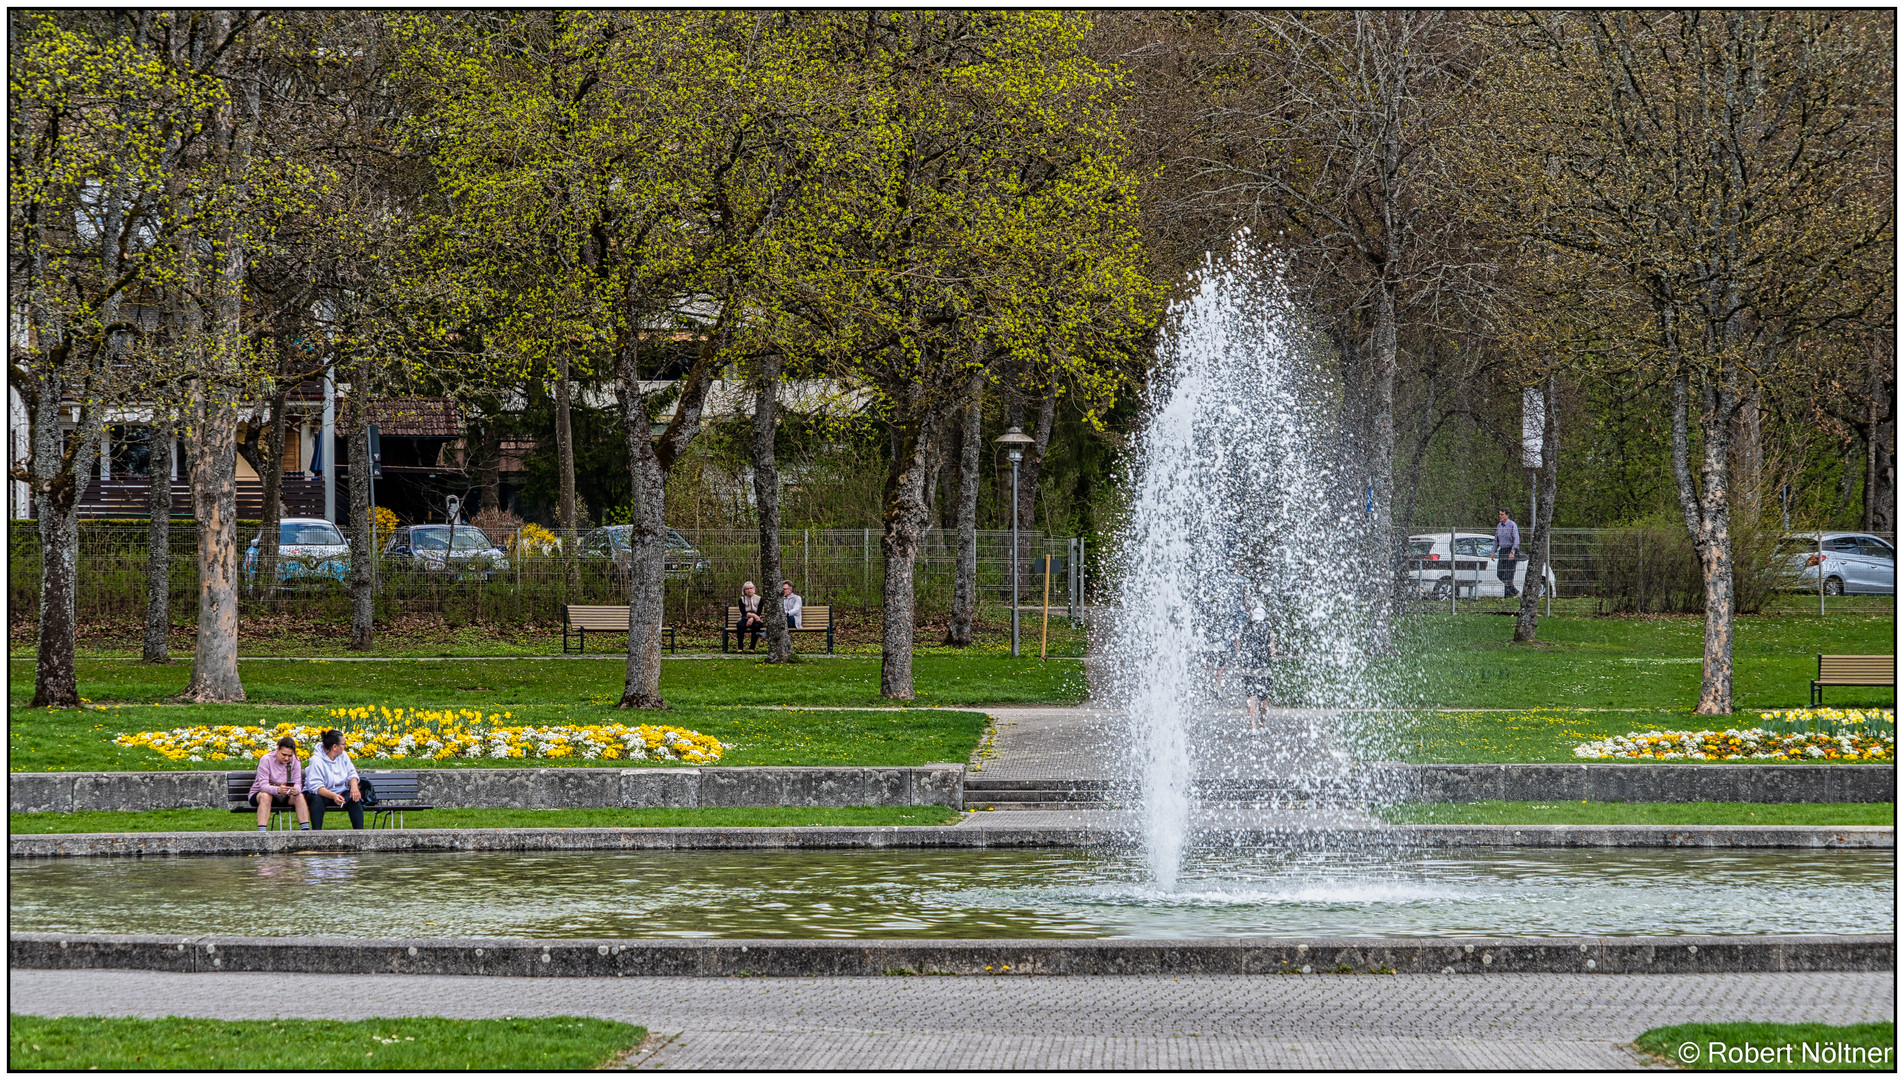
[1101,239,1382,890]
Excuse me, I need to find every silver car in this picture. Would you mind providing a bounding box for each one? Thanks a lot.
[1776,532,1895,595]
[384,524,511,579]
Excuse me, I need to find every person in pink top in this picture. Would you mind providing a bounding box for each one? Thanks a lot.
[249,737,311,831]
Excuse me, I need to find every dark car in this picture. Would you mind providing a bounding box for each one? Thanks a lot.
[576,525,708,579]
[383,524,511,579]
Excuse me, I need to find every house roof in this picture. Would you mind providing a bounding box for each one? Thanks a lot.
[341,396,462,437]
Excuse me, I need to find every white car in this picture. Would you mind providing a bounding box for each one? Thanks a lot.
[1404,532,1556,601]
[244,517,350,583]
[1775,532,1895,596]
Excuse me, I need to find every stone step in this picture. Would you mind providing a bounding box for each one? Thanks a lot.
[966,800,1115,811]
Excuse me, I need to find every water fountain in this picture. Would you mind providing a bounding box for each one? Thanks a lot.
[1098,237,1384,889]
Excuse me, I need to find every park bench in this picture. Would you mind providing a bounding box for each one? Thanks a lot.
[561,604,676,654]
[722,604,834,654]
[1811,654,1895,706]
[226,769,434,830]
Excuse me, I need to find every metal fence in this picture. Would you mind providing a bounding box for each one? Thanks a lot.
[6,523,1087,628]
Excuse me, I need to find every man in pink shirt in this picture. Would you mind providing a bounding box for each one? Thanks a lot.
[249,737,312,831]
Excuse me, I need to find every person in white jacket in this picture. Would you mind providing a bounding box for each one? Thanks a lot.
[780,580,802,629]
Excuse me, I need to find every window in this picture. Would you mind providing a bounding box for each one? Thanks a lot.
[105,424,154,476]
[280,522,344,546]
[1774,538,1819,558]
[1452,537,1497,558]
[412,527,495,552]
[1857,537,1894,562]
[1405,540,1435,557]
[1824,536,1863,554]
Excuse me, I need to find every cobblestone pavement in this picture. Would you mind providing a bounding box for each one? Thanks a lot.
[11,969,1887,1070]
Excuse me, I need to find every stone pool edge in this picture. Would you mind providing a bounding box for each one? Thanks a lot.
[8,823,1893,858]
[9,932,1892,977]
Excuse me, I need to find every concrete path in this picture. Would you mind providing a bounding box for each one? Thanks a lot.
[11,968,1887,1070]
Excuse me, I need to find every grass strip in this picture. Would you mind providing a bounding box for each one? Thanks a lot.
[1634,1022,1895,1070]
[1379,801,1894,827]
[7,1014,646,1071]
[7,705,989,773]
[8,804,965,834]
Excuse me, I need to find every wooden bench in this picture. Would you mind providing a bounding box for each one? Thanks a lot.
[226,769,434,830]
[561,605,676,654]
[723,604,833,653]
[1811,654,1895,706]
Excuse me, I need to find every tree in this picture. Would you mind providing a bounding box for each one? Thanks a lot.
[782,12,1155,698]
[749,351,794,662]
[9,11,222,706]
[1483,10,1893,711]
[1190,12,1487,642]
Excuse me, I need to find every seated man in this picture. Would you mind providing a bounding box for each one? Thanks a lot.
[249,736,311,832]
[304,728,366,830]
[780,579,803,629]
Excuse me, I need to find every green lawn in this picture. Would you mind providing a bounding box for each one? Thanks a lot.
[7,705,989,772]
[1385,608,1894,711]
[1382,708,1893,764]
[8,1015,645,1071]
[7,653,1085,708]
[1380,801,1894,826]
[8,804,964,833]
[1634,1022,1895,1070]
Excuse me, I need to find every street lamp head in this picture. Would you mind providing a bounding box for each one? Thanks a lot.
[994,425,1034,465]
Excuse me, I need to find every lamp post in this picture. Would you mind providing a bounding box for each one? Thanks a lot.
[994,426,1035,657]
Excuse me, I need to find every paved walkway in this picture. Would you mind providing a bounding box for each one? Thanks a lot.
[972,705,1367,780]
[11,969,1887,1069]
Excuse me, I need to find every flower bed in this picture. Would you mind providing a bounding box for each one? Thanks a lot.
[114,707,729,764]
[1574,726,1894,762]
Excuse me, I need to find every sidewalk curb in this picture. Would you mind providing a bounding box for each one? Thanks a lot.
[10,932,1892,977]
[8,823,1892,858]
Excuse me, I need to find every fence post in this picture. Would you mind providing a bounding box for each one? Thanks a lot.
[862,527,869,596]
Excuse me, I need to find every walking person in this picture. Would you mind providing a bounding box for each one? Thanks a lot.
[305,729,366,830]
[1495,509,1522,598]
[736,581,766,651]
[249,737,311,832]
[780,579,802,629]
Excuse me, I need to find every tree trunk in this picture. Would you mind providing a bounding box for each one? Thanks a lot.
[1366,278,1399,651]
[182,22,252,705]
[554,352,578,532]
[28,371,103,708]
[347,371,375,651]
[255,385,291,602]
[1670,369,1738,715]
[1514,376,1558,642]
[143,404,174,663]
[1016,387,1056,533]
[946,371,986,646]
[753,352,792,663]
[1734,386,1763,526]
[880,404,934,699]
[184,374,246,702]
[479,413,503,515]
[615,310,723,708]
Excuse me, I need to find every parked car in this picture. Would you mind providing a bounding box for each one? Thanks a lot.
[1403,532,1557,601]
[244,518,350,584]
[383,524,510,579]
[576,525,708,579]
[1775,531,1895,595]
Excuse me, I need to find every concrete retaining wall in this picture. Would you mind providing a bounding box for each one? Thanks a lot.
[10,932,1891,976]
[1378,763,1894,804]
[9,766,966,814]
[8,823,1891,859]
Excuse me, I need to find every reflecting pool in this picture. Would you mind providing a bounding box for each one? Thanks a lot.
[11,847,1893,940]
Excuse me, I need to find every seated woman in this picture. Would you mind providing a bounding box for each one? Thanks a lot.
[736,581,766,651]
[249,737,311,831]
[304,729,365,830]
